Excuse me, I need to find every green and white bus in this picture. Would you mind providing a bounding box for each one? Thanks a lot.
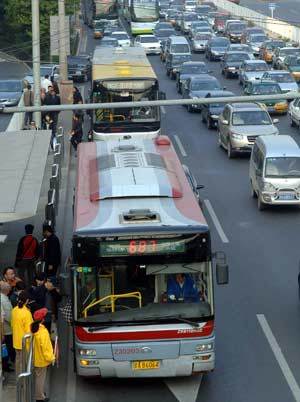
[123,0,159,35]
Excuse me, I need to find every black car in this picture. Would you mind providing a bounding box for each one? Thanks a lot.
[201,90,234,128]
[205,36,230,61]
[166,53,192,79]
[176,61,211,93]
[220,51,251,78]
[225,22,247,43]
[67,55,91,82]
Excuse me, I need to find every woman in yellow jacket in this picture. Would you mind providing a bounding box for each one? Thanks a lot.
[31,308,55,402]
[11,290,33,376]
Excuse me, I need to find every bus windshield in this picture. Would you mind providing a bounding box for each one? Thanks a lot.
[73,233,213,324]
[132,0,159,21]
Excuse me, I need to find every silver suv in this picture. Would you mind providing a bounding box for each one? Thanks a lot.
[218,102,279,158]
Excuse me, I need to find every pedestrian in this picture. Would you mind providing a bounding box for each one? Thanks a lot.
[2,267,22,292]
[15,224,40,286]
[23,84,34,128]
[44,86,61,132]
[42,225,61,277]
[41,75,52,92]
[31,308,55,402]
[70,113,83,153]
[52,80,60,95]
[10,280,26,307]
[73,86,83,104]
[43,114,56,150]
[29,121,38,130]
[0,282,15,372]
[11,291,33,377]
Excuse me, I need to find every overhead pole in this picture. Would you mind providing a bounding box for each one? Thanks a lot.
[31,0,41,128]
[59,0,68,81]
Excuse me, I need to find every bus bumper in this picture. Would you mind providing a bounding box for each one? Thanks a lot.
[92,129,160,141]
[76,353,215,378]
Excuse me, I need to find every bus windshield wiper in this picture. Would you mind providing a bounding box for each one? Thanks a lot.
[163,315,200,328]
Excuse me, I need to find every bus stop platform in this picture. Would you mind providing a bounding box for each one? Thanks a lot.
[0,130,51,223]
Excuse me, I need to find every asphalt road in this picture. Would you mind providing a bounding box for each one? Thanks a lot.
[239,0,300,25]
[49,23,300,402]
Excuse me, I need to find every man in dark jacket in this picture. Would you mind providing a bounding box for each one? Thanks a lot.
[44,86,61,131]
[15,224,39,285]
[70,113,83,152]
[42,225,61,277]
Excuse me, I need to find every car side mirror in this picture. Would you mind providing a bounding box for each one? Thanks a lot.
[273,118,279,124]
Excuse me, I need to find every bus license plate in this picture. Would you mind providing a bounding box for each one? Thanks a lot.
[132,360,160,370]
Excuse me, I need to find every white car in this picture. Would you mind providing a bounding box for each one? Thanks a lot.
[289,98,300,127]
[135,35,161,54]
[111,31,131,47]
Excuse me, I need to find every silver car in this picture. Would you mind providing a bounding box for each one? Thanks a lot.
[191,32,213,52]
[261,70,299,94]
[218,102,279,158]
[239,59,269,86]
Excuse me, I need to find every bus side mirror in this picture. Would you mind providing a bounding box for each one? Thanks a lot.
[158,91,166,100]
[216,262,229,285]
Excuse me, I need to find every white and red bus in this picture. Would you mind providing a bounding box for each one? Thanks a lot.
[71,136,229,378]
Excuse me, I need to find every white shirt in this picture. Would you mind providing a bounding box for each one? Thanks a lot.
[0,293,12,335]
[41,78,52,92]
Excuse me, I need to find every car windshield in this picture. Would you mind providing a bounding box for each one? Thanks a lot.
[252,84,281,94]
[269,73,294,83]
[229,45,250,52]
[249,35,267,43]
[227,53,249,62]
[101,39,118,46]
[171,44,190,52]
[280,48,300,56]
[245,63,267,71]
[40,66,53,76]
[157,29,175,37]
[265,157,300,178]
[0,81,22,92]
[140,36,158,43]
[182,65,207,74]
[229,23,246,32]
[266,41,285,50]
[212,38,228,46]
[232,110,271,126]
[112,33,129,40]
[191,80,220,90]
[195,33,211,40]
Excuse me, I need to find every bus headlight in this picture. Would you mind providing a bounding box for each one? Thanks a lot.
[79,349,97,356]
[195,343,213,352]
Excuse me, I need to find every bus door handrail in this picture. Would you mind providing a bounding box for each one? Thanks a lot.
[83,291,142,317]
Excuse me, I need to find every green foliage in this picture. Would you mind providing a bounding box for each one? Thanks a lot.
[2,0,80,60]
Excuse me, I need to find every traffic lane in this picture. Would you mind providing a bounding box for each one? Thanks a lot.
[240,0,300,23]
[150,54,300,401]
[0,113,13,130]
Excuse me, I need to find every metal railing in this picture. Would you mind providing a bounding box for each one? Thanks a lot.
[17,334,34,402]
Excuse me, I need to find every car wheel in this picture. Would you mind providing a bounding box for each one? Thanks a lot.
[187,104,193,113]
[227,139,235,159]
[207,117,212,129]
[257,195,266,211]
[290,116,296,127]
[250,181,257,198]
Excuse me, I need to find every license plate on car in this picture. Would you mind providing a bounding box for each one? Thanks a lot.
[278,193,295,200]
[132,360,160,370]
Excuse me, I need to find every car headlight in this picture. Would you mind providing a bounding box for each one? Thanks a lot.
[195,343,213,352]
[263,182,276,192]
[231,132,243,140]
[79,349,97,356]
[211,114,219,119]
[228,67,236,70]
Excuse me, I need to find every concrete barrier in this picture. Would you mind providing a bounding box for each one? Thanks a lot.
[6,94,24,131]
[213,0,300,43]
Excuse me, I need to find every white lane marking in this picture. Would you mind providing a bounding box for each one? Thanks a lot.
[174,134,187,157]
[0,235,7,243]
[204,199,229,243]
[165,374,203,402]
[66,327,77,402]
[161,106,166,114]
[257,314,300,402]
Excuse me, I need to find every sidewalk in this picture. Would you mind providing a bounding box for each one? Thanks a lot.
[1,110,73,402]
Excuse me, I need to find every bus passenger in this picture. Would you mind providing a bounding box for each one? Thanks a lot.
[167,273,199,303]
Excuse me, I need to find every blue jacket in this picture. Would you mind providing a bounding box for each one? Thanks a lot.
[167,274,199,302]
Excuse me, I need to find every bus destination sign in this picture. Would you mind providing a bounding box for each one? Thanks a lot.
[100,239,185,257]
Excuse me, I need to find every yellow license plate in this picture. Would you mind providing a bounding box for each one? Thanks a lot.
[132,360,160,370]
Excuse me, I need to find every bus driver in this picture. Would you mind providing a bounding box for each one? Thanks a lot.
[167,273,200,303]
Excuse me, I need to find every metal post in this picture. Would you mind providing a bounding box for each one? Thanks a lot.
[31,0,41,128]
[59,0,68,81]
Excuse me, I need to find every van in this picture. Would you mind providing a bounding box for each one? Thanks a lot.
[249,135,300,210]
[165,35,191,60]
